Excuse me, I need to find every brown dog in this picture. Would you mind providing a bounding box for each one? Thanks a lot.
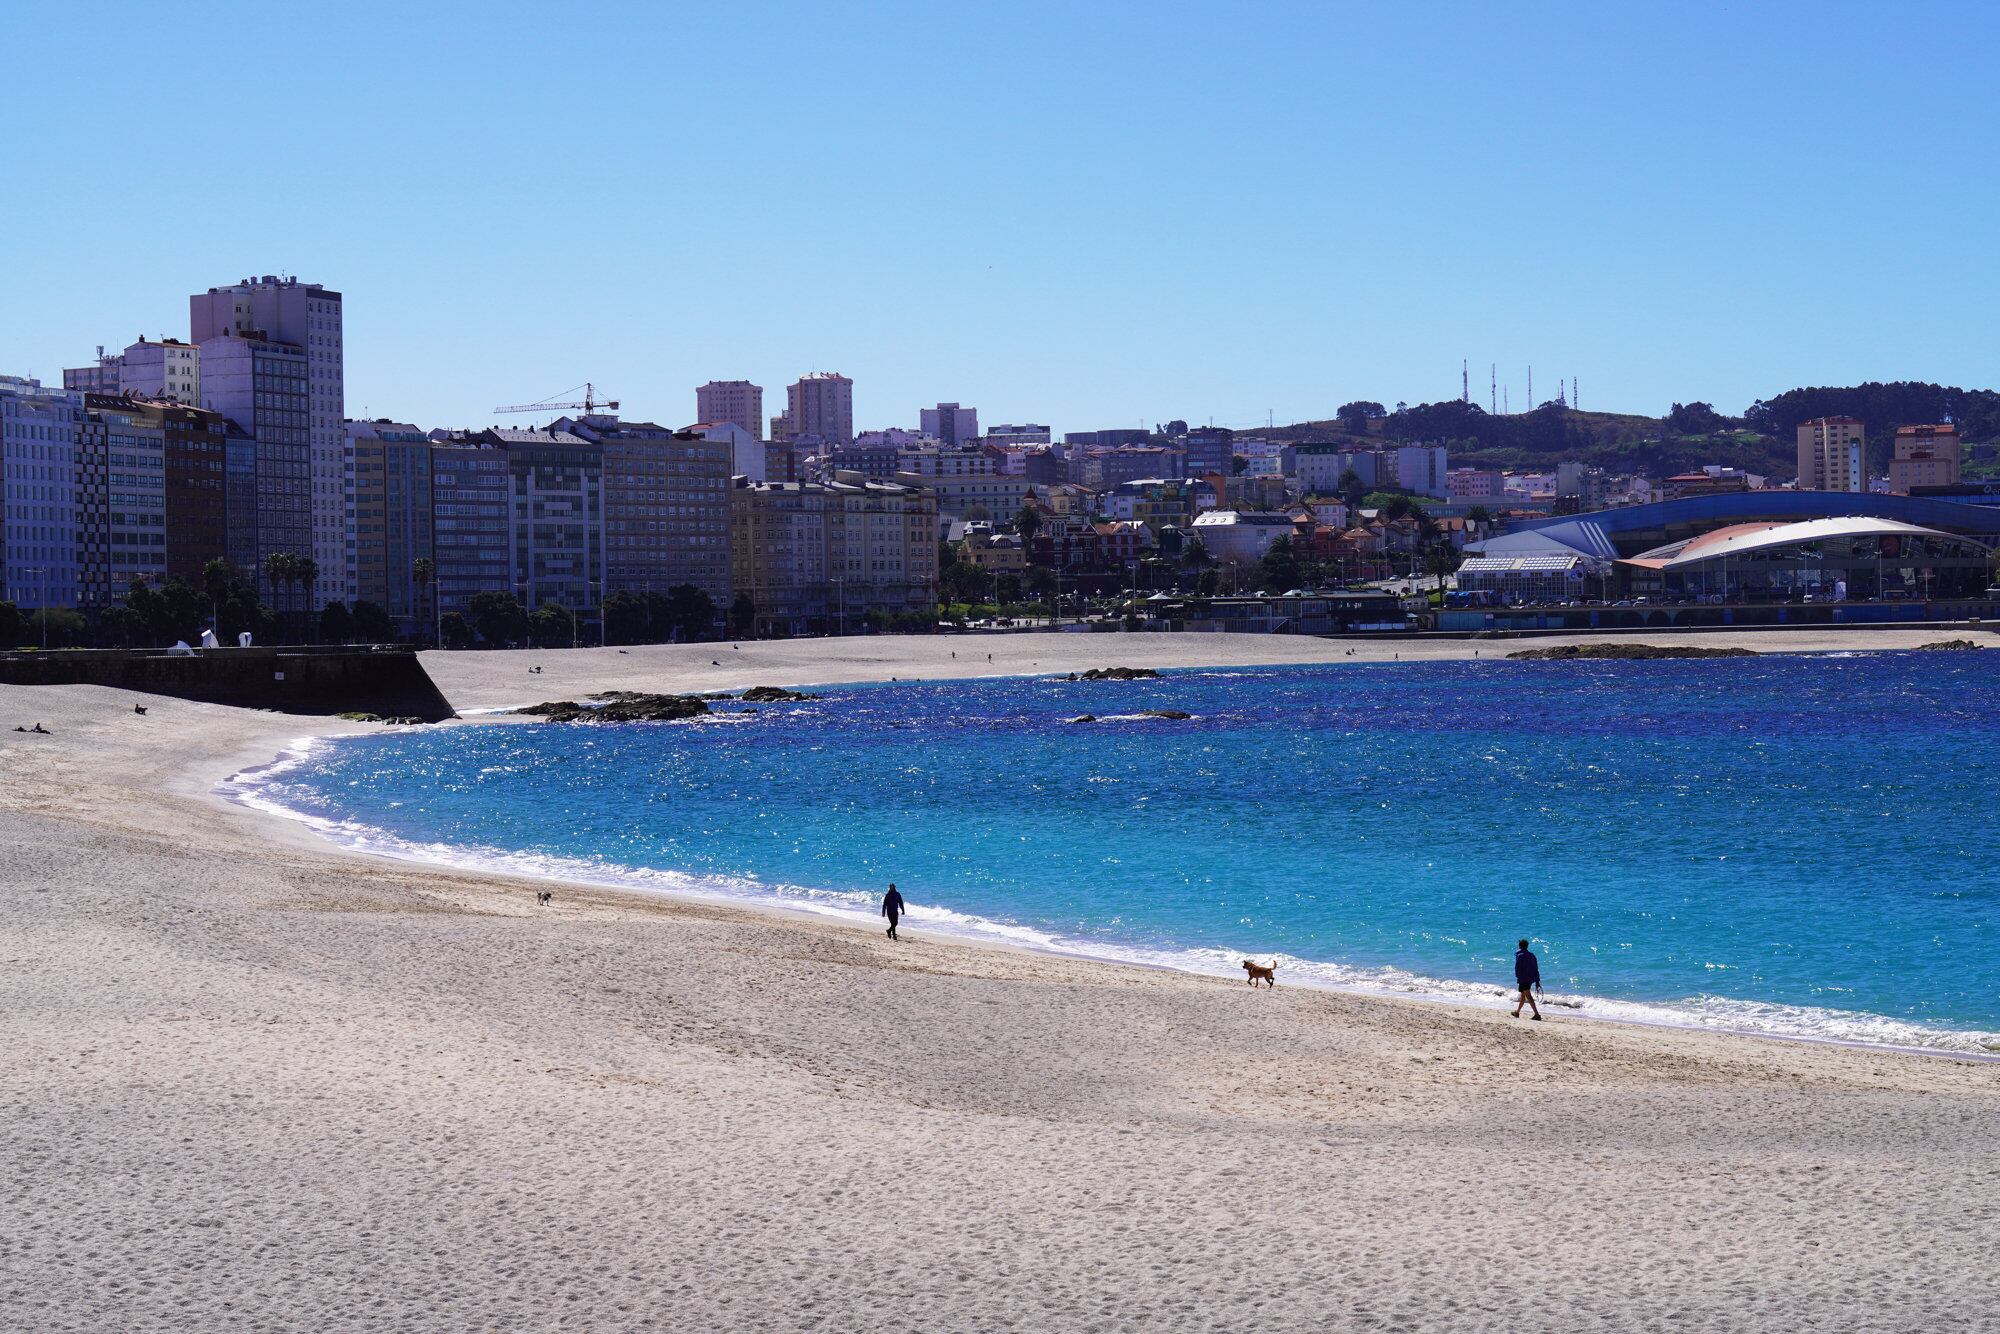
[1241,959,1276,988]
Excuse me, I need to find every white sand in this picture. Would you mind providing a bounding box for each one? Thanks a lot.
[420,623,1995,711]
[4,630,1996,1330]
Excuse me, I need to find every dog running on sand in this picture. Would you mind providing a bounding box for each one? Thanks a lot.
[536,890,553,906]
[1241,959,1276,988]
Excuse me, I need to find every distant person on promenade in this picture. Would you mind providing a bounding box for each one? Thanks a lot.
[1512,938,1543,1020]
[882,883,907,940]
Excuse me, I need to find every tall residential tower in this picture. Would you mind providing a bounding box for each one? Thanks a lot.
[695,380,763,440]
[1796,416,1865,493]
[191,276,350,603]
[784,372,854,446]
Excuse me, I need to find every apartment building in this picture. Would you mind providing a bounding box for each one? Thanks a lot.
[74,395,167,608]
[1797,416,1865,492]
[428,441,510,620]
[192,276,349,601]
[347,420,435,629]
[730,475,937,635]
[695,380,763,439]
[483,427,604,612]
[784,372,854,446]
[0,376,83,609]
[1888,424,1961,494]
[557,415,732,604]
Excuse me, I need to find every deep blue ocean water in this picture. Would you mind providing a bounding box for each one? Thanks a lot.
[234,653,2000,1052]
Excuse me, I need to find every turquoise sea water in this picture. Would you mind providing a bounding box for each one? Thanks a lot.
[232,654,2000,1053]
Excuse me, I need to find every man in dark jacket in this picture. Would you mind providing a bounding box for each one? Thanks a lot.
[882,883,906,940]
[1512,938,1543,1020]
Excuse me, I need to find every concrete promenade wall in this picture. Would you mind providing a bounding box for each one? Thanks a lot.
[0,647,454,721]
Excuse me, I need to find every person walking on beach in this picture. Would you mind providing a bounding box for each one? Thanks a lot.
[882,883,907,940]
[1512,938,1543,1020]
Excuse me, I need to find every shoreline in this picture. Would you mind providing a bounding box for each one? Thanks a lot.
[9,629,1999,1329]
[215,751,2000,1063]
[218,647,2000,1062]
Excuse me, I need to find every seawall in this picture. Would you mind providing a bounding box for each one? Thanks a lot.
[0,646,454,721]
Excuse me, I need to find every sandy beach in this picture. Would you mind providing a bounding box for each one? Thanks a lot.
[4,629,1996,1331]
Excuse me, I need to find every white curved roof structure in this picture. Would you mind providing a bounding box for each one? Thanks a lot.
[1625,516,1986,571]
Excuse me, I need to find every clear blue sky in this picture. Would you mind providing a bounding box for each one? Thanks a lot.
[5,1,1994,435]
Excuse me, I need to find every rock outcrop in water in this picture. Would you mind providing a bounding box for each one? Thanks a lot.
[1069,666,1161,681]
[518,693,711,723]
[1914,639,1983,652]
[1064,709,1191,723]
[739,686,821,702]
[1506,643,1757,661]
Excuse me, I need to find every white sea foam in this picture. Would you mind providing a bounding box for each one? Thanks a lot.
[221,748,2000,1060]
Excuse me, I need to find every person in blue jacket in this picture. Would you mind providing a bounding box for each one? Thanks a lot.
[1512,938,1543,1020]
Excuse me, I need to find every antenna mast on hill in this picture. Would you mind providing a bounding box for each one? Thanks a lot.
[1490,364,1496,414]
[1572,377,1579,411]
[1461,359,1469,403]
[1528,367,1534,409]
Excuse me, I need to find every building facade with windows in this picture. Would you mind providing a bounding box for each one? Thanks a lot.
[192,277,349,602]
[120,337,201,404]
[347,420,435,630]
[919,402,979,447]
[1796,416,1865,492]
[484,428,604,611]
[730,476,937,635]
[0,376,83,610]
[558,415,732,605]
[75,395,167,609]
[783,372,854,446]
[1888,425,1961,494]
[695,380,763,440]
[428,442,510,620]
[156,400,229,583]
[199,333,312,595]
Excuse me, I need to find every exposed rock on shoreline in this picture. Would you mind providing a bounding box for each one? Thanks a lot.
[739,686,821,702]
[1506,643,1758,661]
[518,693,711,723]
[1914,639,1982,652]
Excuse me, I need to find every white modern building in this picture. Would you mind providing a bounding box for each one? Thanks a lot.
[192,276,349,603]
[0,376,82,609]
[1389,445,1449,499]
[1189,509,1295,566]
[119,337,201,404]
[690,420,766,482]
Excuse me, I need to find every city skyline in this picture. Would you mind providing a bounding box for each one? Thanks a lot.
[7,3,2000,435]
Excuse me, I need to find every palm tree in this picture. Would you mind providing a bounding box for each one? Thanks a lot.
[411,557,436,646]
[295,556,320,641]
[261,552,295,637]
[203,557,234,638]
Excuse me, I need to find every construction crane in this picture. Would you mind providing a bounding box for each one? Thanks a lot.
[494,382,619,415]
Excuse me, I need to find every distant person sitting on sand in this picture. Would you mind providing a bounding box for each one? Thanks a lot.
[1512,938,1543,1020]
[881,883,906,940]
